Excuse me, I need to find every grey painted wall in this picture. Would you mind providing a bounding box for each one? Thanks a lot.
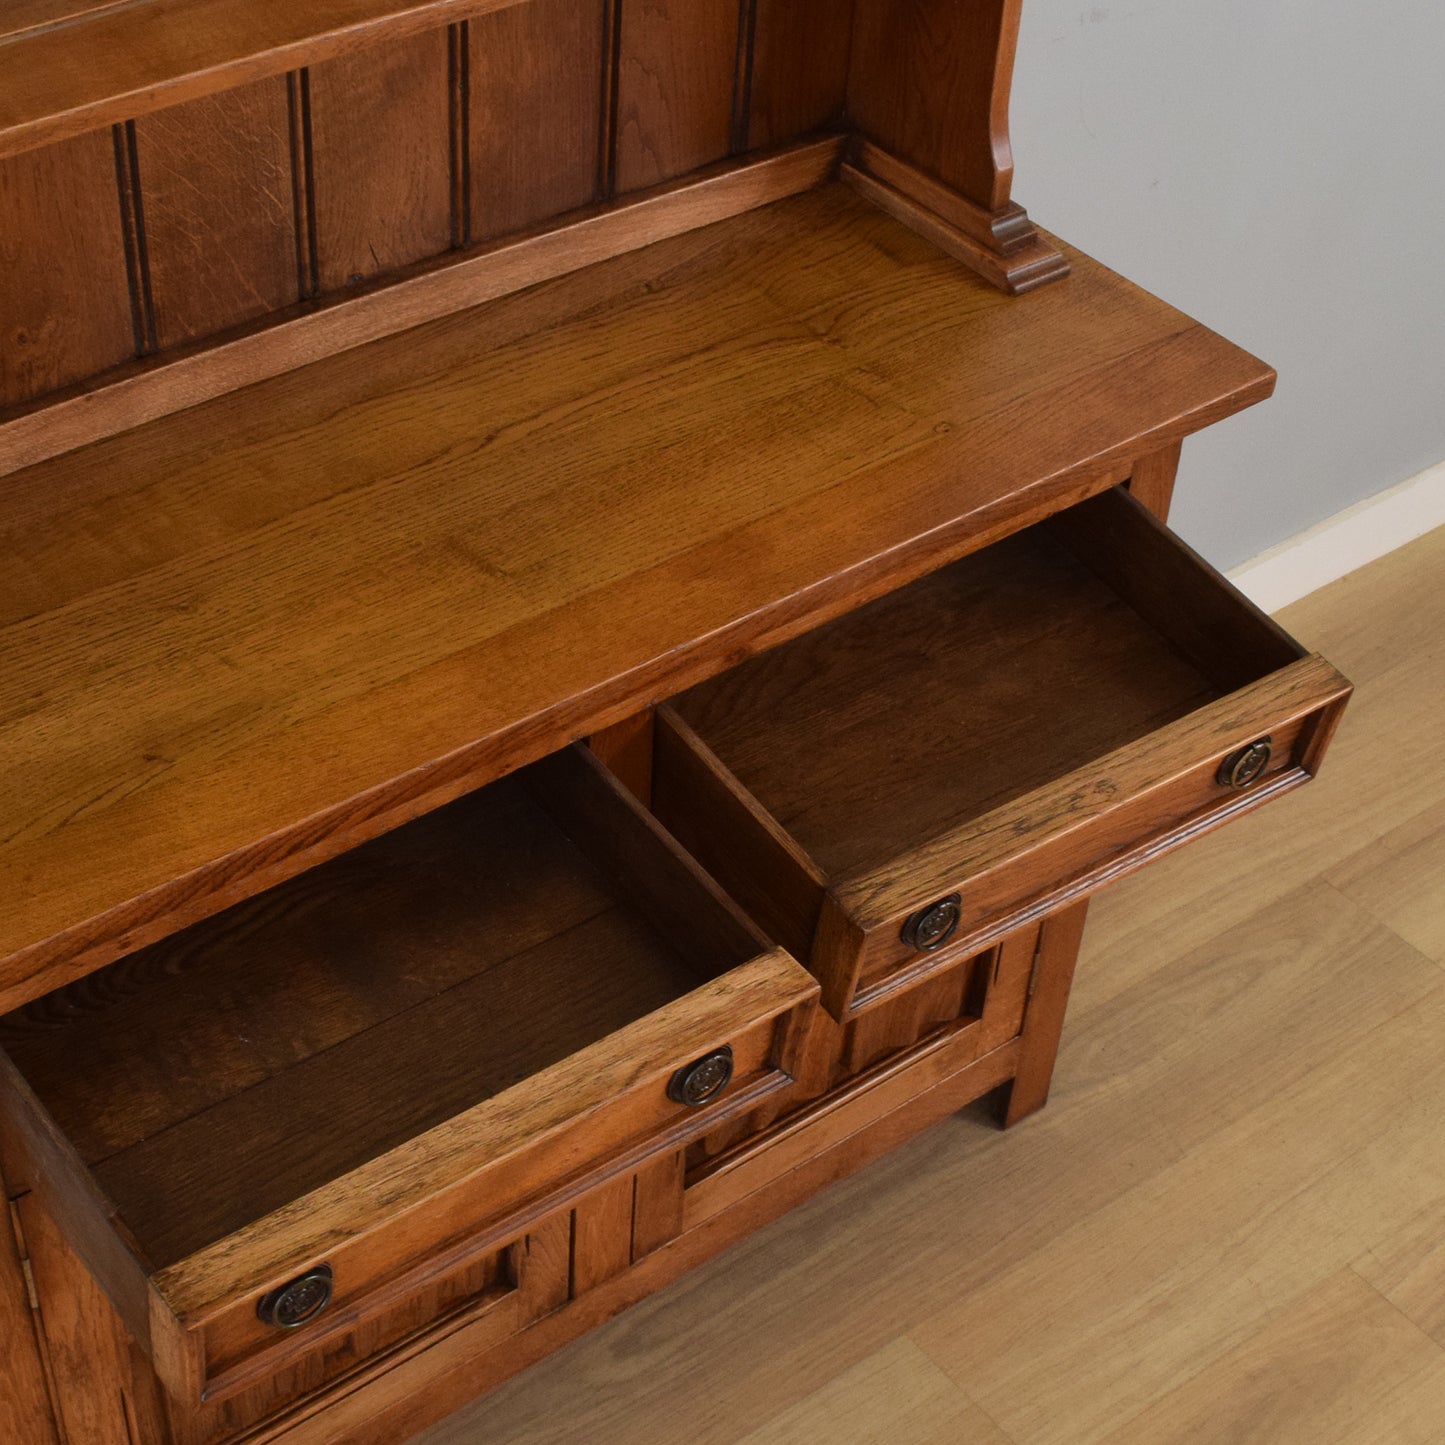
[1010,1,1445,569]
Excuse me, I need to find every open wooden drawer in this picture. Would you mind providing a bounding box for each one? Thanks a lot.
[653,486,1352,1018]
[0,746,817,1406]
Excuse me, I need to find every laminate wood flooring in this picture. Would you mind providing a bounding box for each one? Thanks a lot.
[416,523,1445,1445]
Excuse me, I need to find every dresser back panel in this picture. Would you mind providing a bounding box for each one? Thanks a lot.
[0,128,137,406]
[0,0,864,419]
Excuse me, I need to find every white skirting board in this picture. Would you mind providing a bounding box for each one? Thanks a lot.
[1228,459,1445,614]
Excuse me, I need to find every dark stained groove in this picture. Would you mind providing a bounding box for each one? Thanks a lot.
[838,0,859,128]
[448,22,471,248]
[566,1202,579,1300]
[286,69,320,300]
[110,123,146,357]
[285,72,310,300]
[731,0,760,155]
[598,0,624,200]
[112,121,157,355]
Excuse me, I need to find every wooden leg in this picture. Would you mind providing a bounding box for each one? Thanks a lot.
[1126,439,1183,522]
[1001,900,1090,1128]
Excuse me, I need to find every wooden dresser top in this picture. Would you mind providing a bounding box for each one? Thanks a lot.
[0,182,1273,1008]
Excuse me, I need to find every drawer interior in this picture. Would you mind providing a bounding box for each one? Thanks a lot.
[0,753,770,1267]
[670,516,1225,883]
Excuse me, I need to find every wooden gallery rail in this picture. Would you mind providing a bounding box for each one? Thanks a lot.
[0,1,1349,1441]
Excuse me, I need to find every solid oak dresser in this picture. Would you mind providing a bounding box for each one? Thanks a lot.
[0,2,1351,1441]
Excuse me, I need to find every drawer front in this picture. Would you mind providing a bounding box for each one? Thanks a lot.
[187,999,805,1402]
[834,659,1349,996]
[194,1229,533,1435]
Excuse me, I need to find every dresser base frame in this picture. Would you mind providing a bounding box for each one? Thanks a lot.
[2,903,1087,1445]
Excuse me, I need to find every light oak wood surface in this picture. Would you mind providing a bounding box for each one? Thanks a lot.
[413,523,1445,1444]
[0,183,1273,1015]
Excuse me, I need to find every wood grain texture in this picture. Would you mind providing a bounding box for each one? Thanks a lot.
[630,1150,685,1261]
[683,1014,998,1229]
[746,0,851,149]
[255,1035,1023,1444]
[0,13,1357,1435]
[663,490,1346,1000]
[977,922,1039,1050]
[1032,535,1443,1014]
[13,1175,532,1442]
[653,705,826,967]
[849,138,1036,255]
[671,522,1222,885]
[1,940,807,1403]
[133,76,300,347]
[0,185,1275,1011]
[0,0,544,160]
[0,771,642,1168]
[156,946,810,1315]
[1100,1268,1440,1444]
[0,0,140,42]
[307,29,453,292]
[468,0,604,240]
[588,708,655,805]
[571,1173,634,1295]
[197,1241,516,1412]
[837,953,976,1079]
[1127,437,1183,521]
[16,1194,149,1445]
[0,136,842,477]
[0,747,810,1309]
[614,0,741,193]
[1045,484,1303,694]
[1329,794,1445,967]
[194,1236,528,1435]
[527,743,771,976]
[732,1338,1013,1445]
[848,0,1020,210]
[839,656,1350,933]
[842,158,1066,295]
[0,1182,59,1444]
[0,129,134,405]
[91,911,709,1268]
[8,913,1053,1440]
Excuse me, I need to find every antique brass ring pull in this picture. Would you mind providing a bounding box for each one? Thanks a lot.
[257,1265,334,1329]
[901,894,963,952]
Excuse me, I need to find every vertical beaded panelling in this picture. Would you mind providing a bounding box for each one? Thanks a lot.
[0,0,857,413]
[0,37,468,409]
